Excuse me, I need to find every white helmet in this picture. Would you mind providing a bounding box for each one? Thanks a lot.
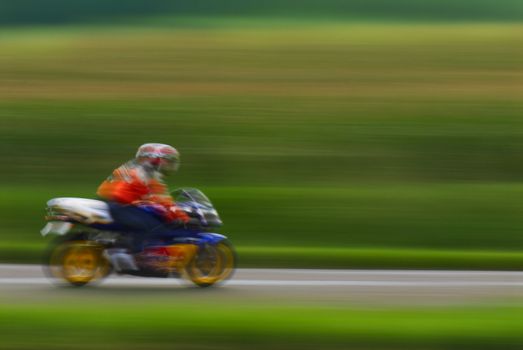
[136,143,180,175]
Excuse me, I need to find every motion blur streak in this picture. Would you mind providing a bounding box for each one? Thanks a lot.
[1,22,522,260]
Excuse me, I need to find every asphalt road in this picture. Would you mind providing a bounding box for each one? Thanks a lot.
[1,264,523,306]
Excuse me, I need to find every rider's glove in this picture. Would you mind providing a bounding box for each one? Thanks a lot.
[166,205,190,224]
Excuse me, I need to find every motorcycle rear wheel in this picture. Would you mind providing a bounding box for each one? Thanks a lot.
[184,240,236,287]
[45,238,111,287]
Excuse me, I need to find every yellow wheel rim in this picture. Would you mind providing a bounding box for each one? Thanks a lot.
[186,242,235,286]
[49,241,108,285]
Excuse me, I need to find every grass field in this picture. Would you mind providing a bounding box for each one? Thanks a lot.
[2,302,523,349]
[1,20,522,267]
[3,183,523,267]
[1,22,521,187]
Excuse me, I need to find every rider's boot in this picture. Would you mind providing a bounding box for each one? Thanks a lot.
[105,248,138,273]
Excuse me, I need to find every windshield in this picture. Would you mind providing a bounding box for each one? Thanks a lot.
[171,188,213,208]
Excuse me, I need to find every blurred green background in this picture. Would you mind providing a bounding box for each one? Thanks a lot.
[4,302,523,350]
[0,0,522,267]
[1,2,523,350]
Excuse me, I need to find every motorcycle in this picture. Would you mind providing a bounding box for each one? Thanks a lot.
[40,188,236,287]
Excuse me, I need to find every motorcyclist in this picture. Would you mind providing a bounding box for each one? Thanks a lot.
[97,143,189,271]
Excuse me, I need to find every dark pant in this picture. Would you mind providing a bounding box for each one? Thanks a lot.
[108,203,172,252]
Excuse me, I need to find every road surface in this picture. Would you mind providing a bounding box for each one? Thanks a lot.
[1,264,522,305]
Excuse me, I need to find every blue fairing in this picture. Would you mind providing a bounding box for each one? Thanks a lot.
[197,232,227,245]
[166,229,227,246]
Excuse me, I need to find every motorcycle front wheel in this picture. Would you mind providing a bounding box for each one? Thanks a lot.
[184,240,236,287]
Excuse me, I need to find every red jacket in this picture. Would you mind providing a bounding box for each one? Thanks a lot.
[97,160,187,222]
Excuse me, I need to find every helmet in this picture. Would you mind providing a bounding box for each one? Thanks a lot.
[135,143,180,175]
